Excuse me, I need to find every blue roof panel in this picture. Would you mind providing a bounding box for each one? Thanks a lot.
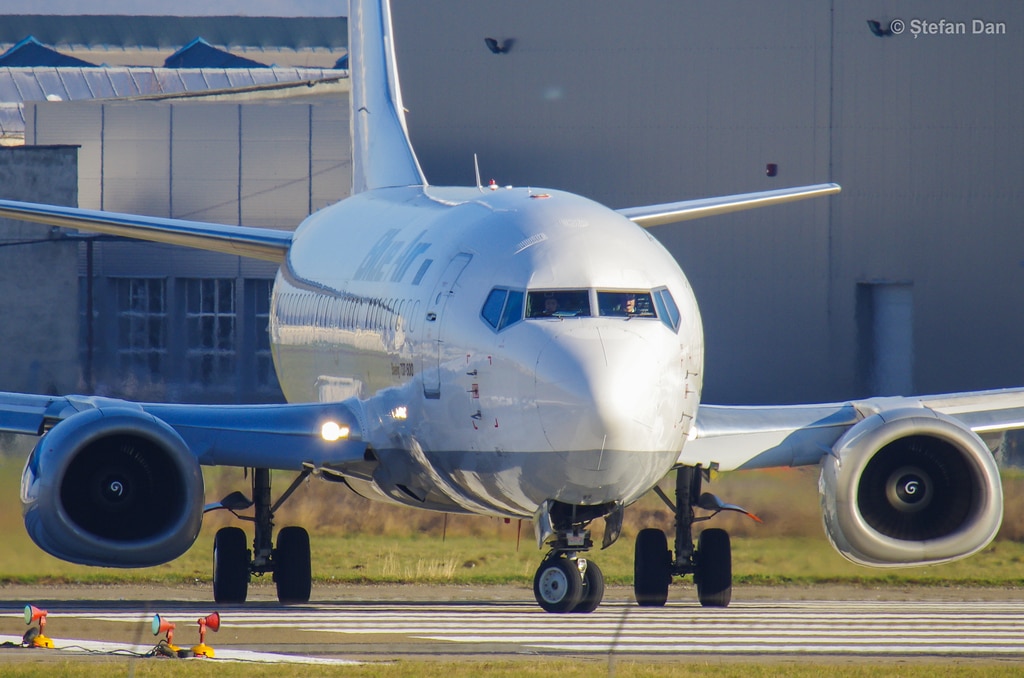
[164,38,270,69]
[0,36,96,68]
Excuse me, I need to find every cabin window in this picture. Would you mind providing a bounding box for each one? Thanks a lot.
[526,290,591,318]
[481,288,525,331]
[596,291,656,318]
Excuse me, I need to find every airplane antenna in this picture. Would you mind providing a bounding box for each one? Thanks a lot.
[474,154,484,192]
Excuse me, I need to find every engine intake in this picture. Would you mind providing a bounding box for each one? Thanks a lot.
[21,407,204,567]
[819,407,1002,567]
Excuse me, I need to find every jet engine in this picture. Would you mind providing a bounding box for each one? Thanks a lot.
[21,407,204,567]
[819,407,1002,567]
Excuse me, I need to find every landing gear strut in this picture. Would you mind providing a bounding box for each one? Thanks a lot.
[532,503,616,613]
[633,465,758,608]
[211,467,313,604]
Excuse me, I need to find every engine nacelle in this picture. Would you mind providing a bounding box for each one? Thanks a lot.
[21,407,204,567]
[819,407,1002,567]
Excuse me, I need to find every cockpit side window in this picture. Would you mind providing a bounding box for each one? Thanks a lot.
[481,288,506,328]
[526,290,591,318]
[597,291,656,318]
[500,290,524,328]
[652,287,681,331]
[481,288,525,331]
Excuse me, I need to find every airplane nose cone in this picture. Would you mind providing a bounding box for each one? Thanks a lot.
[534,324,672,458]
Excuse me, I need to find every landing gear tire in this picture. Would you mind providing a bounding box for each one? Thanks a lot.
[533,556,583,613]
[573,560,605,613]
[695,528,732,608]
[213,527,250,604]
[274,526,312,604]
[634,527,671,607]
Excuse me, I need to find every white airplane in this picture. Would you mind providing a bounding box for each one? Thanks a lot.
[0,0,1021,613]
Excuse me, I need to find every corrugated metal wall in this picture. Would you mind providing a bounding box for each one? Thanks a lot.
[23,99,351,402]
[392,0,834,404]
[390,0,1024,404]
[27,99,351,229]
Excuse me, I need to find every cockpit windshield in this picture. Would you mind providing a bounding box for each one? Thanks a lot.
[484,286,681,332]
[526,290,591,318]
[596,291,656,318]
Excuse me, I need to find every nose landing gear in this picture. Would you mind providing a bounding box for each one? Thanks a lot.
[531,502,617,613]
[533,552,606,613]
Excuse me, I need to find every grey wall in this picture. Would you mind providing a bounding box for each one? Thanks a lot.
[26,100,350,227]
[0,145,79,394]
[390,1,1024,405]
[828,1,1024,399]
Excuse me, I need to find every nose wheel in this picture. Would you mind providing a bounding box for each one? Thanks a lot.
[533,554,605,613]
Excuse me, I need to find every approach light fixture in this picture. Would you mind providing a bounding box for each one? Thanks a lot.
[191,612,221,658]
[152,613,181,655]
[321,421,350,441]
[23,604,53,648]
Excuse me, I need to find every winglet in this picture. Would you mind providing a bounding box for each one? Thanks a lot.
[349,0,427,193]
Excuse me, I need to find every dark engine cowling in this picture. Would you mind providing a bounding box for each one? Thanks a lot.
[819,407,1002,567]
[21,407,204,567]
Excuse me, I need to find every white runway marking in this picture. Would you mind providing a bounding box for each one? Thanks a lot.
[4,599,1024,658]
[0,634,360,665]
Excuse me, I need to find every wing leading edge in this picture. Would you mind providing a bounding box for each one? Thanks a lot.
[0,199,292,263]
[0,391,368,472]
[684,387,1024,471]
[618,183,840,228]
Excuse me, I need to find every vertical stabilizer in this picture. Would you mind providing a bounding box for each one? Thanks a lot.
[349,0,427,193]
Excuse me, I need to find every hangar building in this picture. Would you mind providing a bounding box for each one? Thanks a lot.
[1,1,1022,408]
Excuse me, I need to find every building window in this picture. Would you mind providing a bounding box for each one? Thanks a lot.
[185,278,236,386]
[116,278,167,380]
[251,278,276,388]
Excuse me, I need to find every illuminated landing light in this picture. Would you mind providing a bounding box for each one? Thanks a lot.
[392,406,408,420]
[321,421,350,442]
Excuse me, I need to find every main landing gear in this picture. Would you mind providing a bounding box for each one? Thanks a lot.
[634,465,760,608]
[208,467,313,605]
[532,502,619,613]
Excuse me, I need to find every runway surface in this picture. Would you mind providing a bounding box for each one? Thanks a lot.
[2,589,1024,663]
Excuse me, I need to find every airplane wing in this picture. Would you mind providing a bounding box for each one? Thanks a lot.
[617,183,840,228]
[683,387,1024,471]
[0,391,368,471]
[0,199,292,263]
[4,389,372,569]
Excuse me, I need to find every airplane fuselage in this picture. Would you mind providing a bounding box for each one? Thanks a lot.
[271,185,704,518]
